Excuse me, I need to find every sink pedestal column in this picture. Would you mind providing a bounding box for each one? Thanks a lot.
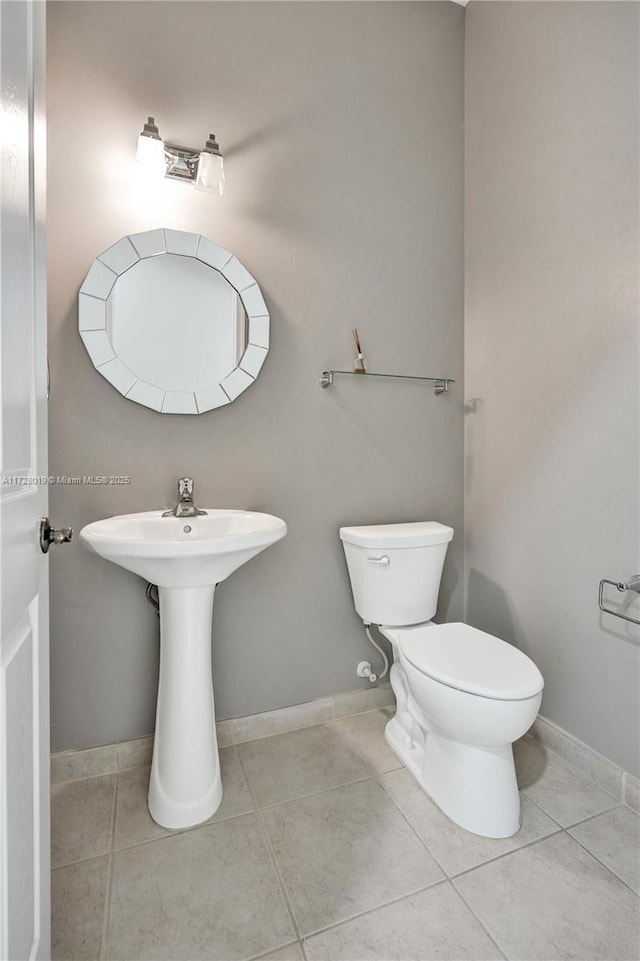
[148,585,222,829]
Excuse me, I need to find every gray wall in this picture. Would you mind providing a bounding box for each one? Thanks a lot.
[465,2,639,775]
[47,2,465,752]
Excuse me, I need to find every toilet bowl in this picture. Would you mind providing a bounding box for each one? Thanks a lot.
[340,522,544,839]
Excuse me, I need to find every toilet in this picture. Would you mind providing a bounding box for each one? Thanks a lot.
[340,521,544,839]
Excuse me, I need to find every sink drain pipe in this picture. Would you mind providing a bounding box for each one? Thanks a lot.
[356,623,389,684]
[146,582,160,617]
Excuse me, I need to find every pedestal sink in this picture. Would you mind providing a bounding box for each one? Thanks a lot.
[80,509,287,829]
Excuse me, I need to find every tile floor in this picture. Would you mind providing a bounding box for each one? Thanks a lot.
[52,707,640,961]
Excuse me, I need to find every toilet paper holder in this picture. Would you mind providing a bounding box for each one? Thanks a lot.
[598,575,640,626]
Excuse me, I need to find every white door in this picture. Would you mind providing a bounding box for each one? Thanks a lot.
[0,2,51,959]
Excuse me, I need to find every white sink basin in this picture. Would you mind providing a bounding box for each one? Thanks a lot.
[80,509,287,587]
[80,508,287,830]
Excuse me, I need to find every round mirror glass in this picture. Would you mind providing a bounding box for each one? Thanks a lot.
[78,228,270,414]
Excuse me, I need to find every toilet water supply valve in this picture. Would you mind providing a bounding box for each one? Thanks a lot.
[357,623,389,684]
[357,661,378,682]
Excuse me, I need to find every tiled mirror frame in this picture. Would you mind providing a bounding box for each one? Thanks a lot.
[78,228,270,414]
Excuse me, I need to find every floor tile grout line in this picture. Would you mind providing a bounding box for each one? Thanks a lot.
[299,876,451,942]
[235,746,305,945]
[253,773,375,814]
[516,791,563,829]
[240,757,460,944]
[328,713,404,781]
[449,879,510,961]
[59,772,408,869]
[101,772,379,861]
[449,815,640,897]
[373,772,452,879]
[99,774,118,961]
[99,853,114,961]
[96,754,307,959]
[452,826,640,929]
[107,743,259,854]
[246,790,304,942]
[374,768,556,887]
[246,939,305,961]
[447,828,565,884]
[111,768,122,851]
[519,784,621,828]
[561,802,626,832]
[375,773,569,884]
[52,849,113,872]
[109,803,259,856]
[325,717,381,778]
[561,827,640,899]
[522,734,623,803]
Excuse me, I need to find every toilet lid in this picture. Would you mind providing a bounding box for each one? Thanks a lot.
[390,622,544,700]
[339,521,453,550]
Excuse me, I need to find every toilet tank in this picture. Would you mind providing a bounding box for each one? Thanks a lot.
[340,522,454,627]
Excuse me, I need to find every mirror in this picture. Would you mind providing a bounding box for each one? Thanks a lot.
[78,228,269,414]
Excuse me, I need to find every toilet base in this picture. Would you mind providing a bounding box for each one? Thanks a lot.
[385,715,521,838]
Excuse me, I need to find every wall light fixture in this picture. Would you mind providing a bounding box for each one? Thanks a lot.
[136,117,225,195]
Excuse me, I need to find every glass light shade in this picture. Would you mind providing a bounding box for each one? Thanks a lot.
[195,152,225,195]
[136,134,166,182]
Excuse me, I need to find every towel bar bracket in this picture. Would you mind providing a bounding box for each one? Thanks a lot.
[598,575,640,626]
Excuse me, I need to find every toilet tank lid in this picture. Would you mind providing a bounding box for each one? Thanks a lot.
[339,521,454,550]
[388,622,544,701]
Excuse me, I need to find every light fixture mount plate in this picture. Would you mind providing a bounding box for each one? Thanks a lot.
[164,142,201,184]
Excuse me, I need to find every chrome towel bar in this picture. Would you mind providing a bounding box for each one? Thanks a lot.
[598,575,640,626]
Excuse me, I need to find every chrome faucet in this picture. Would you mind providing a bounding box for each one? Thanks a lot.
[162,477,207,518]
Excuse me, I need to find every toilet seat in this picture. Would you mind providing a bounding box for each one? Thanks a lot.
[385,622,544,701]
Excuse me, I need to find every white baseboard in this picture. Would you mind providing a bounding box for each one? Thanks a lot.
[51,692,639,813]
[529,714,638,810]
[51,683,395,784]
